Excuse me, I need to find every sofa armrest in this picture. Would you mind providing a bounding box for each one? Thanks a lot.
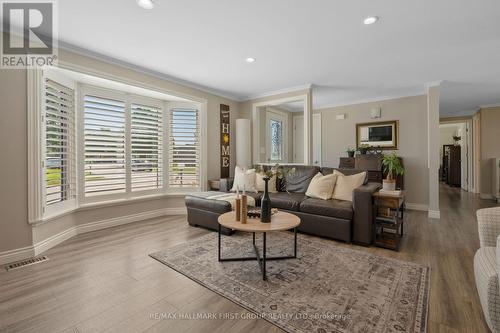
[219,178,234,192]
[352,182,381,245]
[477,207,500,247]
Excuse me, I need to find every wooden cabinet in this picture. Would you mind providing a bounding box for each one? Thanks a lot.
[443,145,461,187]
[339,155,404,189]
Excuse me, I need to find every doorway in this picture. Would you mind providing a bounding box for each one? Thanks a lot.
[439,120,474,192]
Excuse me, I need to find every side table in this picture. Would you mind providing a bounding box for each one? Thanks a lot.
[372,191,406,251]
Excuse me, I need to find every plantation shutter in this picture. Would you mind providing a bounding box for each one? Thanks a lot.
[83,95,126,196]
[168,108,200,187]
[44,79,75,206]
[131,103,163,191]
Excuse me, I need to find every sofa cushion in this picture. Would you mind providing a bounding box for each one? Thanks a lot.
[305,172,337,200]
[230,166,258,193]
[269,192,307,211]
[321,168,368,184]
[279,165,320,193]
[332,170,367,202]
[300,198,353,220]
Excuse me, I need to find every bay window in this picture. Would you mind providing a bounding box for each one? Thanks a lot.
[29,67,206,223]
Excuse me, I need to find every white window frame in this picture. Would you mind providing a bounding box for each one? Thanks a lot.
[28,63,208,224]
[165,101,203,193]
[79,84,168,204]
[43,70,77,216]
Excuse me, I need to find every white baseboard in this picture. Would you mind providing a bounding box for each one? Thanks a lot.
[34,226,78,256]
[480,193,495,200]
[0,246,36,266]
[1,207,187,266]
[405,203,429,211]
[428,210,441,219]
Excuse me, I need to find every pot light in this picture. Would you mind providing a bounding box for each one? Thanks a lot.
[363,16,379,25]
[137,0,154,9]
[245,57,256,63]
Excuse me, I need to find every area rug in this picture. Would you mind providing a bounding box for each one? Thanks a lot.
[150,232,429,333]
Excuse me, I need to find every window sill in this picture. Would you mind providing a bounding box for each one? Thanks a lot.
[33,191,193,226]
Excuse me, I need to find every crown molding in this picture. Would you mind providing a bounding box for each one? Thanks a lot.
[479,103,500,109]
[242,83,313,101]
[58,41,242,102]
[425,80,443,88]
[315,89,426,110]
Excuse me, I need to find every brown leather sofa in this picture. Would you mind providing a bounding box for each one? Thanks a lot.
[185,165,381,245]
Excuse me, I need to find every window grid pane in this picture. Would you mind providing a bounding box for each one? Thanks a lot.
[45,79,75,206]
[168,108,200,187]
[84,95,126,197]
[270,119,282,161]
[131,103,163,192]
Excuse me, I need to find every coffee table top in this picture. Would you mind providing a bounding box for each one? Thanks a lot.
[218,211,300,232]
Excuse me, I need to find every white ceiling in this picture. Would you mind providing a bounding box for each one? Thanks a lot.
[54,0,500,116]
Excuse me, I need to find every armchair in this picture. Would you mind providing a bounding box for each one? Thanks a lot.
[474,207,500,333]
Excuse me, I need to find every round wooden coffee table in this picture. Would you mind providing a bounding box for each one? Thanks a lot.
[217,211,301,281]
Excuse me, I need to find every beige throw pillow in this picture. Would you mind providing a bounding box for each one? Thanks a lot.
[332,170,366,202]
[230,166,258,193]
[305,172,337,200]
[255,173,277,193]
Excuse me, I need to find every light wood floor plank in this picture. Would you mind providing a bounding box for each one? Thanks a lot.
[0,185,498,332]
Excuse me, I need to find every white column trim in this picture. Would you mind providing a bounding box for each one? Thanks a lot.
[27,69,44,224]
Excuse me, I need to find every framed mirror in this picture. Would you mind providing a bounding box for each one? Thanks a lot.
[356,120,399,149]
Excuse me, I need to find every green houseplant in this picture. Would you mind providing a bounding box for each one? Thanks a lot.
[381,152,404,191]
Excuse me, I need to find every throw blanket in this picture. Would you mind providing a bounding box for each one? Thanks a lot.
[206,193,255,210]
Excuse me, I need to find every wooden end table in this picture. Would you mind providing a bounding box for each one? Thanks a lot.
[372,191,406,251]
[217,211,301,281]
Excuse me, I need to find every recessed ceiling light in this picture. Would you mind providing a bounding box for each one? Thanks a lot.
[246,57,256,63]
[363,16,379,25]
[137,0,154,9]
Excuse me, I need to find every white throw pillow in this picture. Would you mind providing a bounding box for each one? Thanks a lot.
[230,166,258,193]
[255,172,277,193]
[332,170,366,202]
[306,172,337,200]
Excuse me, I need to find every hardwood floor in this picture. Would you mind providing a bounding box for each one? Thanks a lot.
[0,185,498,333]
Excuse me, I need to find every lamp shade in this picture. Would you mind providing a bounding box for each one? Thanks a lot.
[236,119,251,168]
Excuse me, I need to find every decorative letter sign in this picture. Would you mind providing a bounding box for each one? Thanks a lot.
[220,105,230,178]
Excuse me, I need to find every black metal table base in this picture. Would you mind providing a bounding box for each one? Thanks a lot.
[218,225,298,281]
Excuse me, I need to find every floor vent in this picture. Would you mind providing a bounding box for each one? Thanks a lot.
[5,256,49,271]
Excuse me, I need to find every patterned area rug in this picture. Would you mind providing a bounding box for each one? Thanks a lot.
[150,232,429,333]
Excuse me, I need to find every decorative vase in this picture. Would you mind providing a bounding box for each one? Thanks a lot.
[347,151,355,158]
[260,177,272,223]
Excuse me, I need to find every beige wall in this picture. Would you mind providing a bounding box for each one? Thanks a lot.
[0,49,240,253]
[0,70,34,252]
[315,95,429,206]
[479,107,500,196]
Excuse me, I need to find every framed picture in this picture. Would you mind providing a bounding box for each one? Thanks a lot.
[356,120,399,149]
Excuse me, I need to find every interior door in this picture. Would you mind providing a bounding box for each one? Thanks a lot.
[293,116,304,163]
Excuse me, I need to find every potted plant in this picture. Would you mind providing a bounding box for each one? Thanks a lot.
[381,152,404,191]
[358,144,371,155]
[346,147,355,158]
[452,135,461,145]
